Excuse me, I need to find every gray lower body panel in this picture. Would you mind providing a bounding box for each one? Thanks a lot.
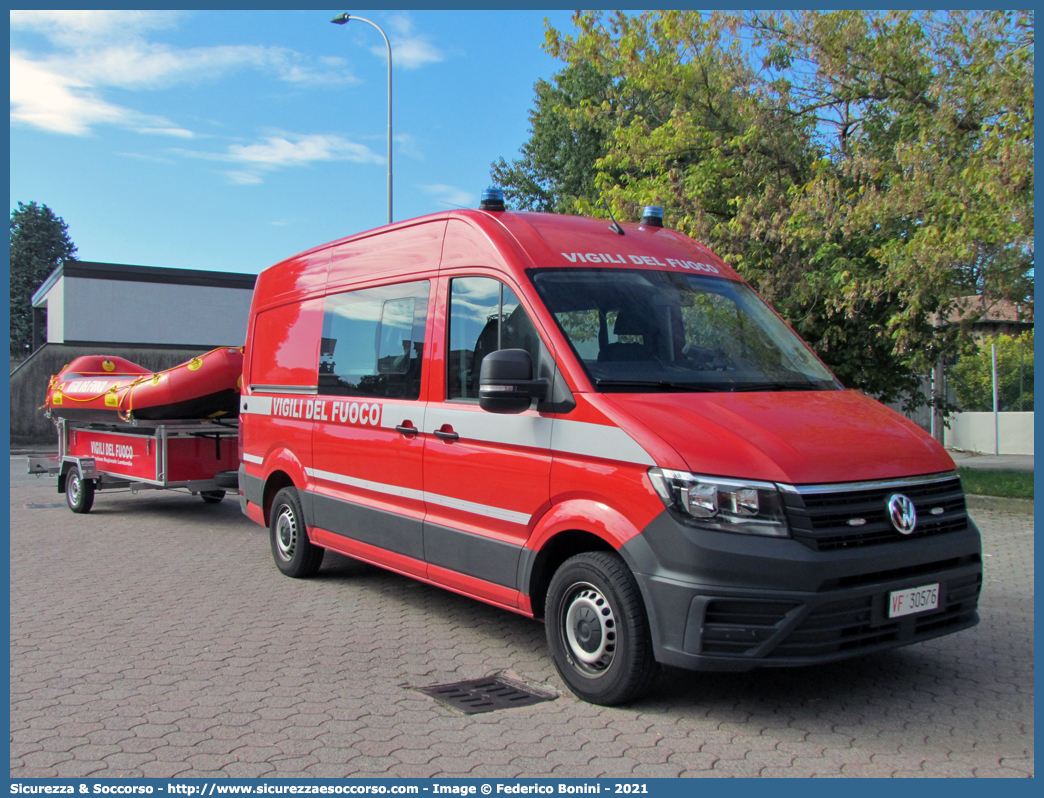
[424,522,521,589]
[304,490,425,562]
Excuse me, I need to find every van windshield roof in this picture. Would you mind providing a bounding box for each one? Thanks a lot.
[529,268,840,393]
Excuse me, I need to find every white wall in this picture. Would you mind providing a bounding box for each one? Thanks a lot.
[62,277,253,346]
[43,276,65,343]
[945,411,1035,455]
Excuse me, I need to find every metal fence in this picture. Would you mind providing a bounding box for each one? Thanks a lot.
[946,332,1034,413]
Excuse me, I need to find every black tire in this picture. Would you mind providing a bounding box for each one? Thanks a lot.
[269,487,324,578]
[214,470,240,490]
[200,490,226,504]
[65,469,95,514]
[545,551,658,706]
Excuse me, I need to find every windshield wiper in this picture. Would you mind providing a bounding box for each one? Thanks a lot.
[730,381,827,392]
[595,379,715,392]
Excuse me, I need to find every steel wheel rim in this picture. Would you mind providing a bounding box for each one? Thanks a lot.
[562,582,617,676]
[68,473,82,506]
[274,504,298,562]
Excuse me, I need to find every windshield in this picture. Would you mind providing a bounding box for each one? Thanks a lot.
[529,268,840,393]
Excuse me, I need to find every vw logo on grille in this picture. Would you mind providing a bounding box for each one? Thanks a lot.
[887,493,917,535]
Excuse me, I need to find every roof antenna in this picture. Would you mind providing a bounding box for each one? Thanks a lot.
[602,196,625,236]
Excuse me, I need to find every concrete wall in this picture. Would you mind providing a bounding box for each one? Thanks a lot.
[10,343,225,445]
[944,411,1035,455]
[61,277,251,346]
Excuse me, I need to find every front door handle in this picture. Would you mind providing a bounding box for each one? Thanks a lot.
[395,422,418,437]
[432,427,459,442]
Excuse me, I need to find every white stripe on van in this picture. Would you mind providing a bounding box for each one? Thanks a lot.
[244,404,655,467]
[240,395,273,416]
[242,453,264,465]
[551,418,657,466]
[422,492,531,526]
[307,467,424,502]
[304,467,531,526]
[426,406,654,466]
[426,406,554,449]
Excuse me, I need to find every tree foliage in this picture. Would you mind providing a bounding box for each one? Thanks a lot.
[491,61,614,213]
[948,332,1034,412]
[494,10,1034,407]
[10,201,77,357]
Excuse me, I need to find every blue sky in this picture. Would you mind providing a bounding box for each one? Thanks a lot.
[10,9,580,275]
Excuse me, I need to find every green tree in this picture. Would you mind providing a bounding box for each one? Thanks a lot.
[491,61,615,213]
[496,10,1034,408]
[948,332,1034,412]
[10,201,77,357]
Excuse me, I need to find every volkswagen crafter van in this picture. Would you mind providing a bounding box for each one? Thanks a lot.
[238,192,981,706]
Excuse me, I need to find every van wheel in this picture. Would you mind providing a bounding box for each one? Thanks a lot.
[545,552,657,706]
[200,490,225,504]
[66,469,95,514]
[269,487,324,578]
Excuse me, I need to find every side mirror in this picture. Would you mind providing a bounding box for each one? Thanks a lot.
[478,349,547,414]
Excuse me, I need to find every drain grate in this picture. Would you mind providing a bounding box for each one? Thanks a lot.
[26,502,67,509]
[416,676,556,715]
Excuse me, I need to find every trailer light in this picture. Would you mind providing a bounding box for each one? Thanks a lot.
[648,468,789,537]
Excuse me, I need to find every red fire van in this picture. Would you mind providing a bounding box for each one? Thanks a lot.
[239,193,981,705]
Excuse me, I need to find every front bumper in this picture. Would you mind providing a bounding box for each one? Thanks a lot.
[621,510,982,671]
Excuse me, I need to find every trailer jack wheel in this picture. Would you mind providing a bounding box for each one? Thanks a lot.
[200,490,226,504]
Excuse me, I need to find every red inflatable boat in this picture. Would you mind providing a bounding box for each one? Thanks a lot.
[45,347,243,422]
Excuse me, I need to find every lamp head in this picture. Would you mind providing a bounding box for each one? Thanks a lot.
[330,13,351,24]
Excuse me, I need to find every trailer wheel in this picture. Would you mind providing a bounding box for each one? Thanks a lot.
[200,490,226,504]
[66,469,95,514]
[269,487,324,578]
[545,552,657,706]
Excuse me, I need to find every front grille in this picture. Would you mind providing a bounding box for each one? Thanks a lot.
[822,554,981,591]
[701,600,799,655]
[782,475,969,551]
[699,570,982,660]
[768,569,981,660]
[770,595,900,658]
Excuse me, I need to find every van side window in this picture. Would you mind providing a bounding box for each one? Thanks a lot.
[447,277,541,400]
[319,280,429,400]
[250,298,324,390]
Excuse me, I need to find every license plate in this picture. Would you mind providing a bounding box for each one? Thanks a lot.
[888,583,940,618]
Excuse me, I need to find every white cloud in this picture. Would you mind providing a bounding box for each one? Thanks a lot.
[226,134,384,168]
[225,171,265,186]
[9,10,183,46]
[419,184,474,209]
[135,125,195,138]
[365,14,445,70]
[174,131,384,184]
[10,51,189,136]
[10,11,358,137]
[393,133,422,160]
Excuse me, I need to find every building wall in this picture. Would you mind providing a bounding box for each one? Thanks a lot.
[62,277,252,346]
[944,411,1035,455]
[9,343,231,445]
[46,276,65,342]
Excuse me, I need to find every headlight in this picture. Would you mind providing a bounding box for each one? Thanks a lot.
[647,468,790,537]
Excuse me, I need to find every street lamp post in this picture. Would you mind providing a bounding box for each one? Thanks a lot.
[331,13,393,225]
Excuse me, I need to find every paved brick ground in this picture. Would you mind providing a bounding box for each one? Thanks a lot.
[9,459,1034,778]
